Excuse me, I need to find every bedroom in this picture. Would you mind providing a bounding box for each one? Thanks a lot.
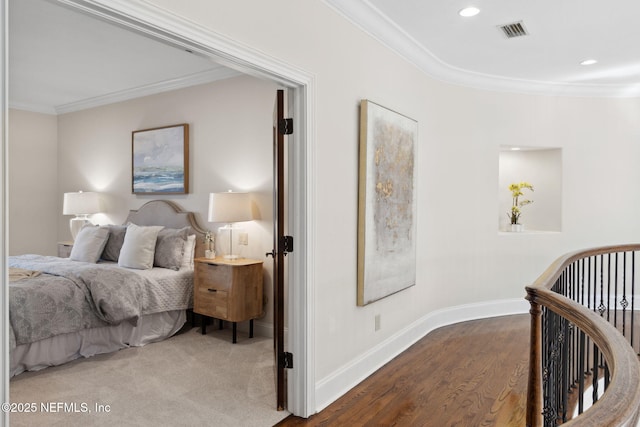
[3,0,640,426]
[6,0,294,424]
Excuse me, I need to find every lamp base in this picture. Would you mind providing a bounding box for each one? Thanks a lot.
[70,216,90,241]
[218,224,245,261]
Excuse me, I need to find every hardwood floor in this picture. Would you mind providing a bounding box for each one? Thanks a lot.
[277,314,530,427]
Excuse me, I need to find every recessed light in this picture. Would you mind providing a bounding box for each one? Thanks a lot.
[580,59,598,66]
[511,147,521,151]
[459,7,480,17]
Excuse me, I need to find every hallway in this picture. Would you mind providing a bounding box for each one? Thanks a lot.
[278,314,529,426]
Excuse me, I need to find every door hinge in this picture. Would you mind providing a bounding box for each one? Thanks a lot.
[283,352,293,369]
[280,235,293,255]
[278,118,293,135]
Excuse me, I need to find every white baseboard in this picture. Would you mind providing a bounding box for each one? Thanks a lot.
[232,319,279,339]
[314,298,530,413]
[253,320,275,339]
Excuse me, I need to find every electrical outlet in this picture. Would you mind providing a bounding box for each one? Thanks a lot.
[238,232,248,245]
[375,314,381,331]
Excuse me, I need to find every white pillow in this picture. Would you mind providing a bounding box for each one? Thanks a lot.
[118,224,164,270]
[70,225,109,263]
[181,234,196,269]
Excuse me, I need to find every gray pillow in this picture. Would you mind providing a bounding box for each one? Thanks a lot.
[118,224,163,270]
[181,234,196,269]
[70,225,110,263]
[101,224,127,262]
[154,227,189,270]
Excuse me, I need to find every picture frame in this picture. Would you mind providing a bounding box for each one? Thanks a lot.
[132,123,189,194]
[357,100,418,306]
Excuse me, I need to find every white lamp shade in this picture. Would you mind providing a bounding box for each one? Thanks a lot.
[208,191,252,223]
[63,191,101,215]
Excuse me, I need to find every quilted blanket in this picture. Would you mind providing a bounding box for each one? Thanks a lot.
[8,255,166,349]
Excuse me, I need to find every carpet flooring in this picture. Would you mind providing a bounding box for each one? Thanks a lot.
[9,326,289,426]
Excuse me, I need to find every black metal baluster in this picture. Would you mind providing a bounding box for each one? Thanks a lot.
[623,252,628,339]
[572,262,579,391]
[587,256,592,310]
[561,317,570,423]
[542,307,552,426]
[586,258,593,374]
[580,258,585,306]
[592,345,599,403]
[613,252,618,328]
[598,254,605,318]
[607,253,611,322]
[631,251,635,353]
[578,329,585,415]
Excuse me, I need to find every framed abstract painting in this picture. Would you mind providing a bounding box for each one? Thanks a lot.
[357,100,418,306]
[132,123,189,194]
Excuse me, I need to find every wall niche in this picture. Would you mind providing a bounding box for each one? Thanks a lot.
[499,146,562,233]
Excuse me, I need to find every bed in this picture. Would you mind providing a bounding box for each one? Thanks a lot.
[8,200,206,377]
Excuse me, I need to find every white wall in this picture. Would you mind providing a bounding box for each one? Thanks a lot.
[142,0,640,402]
[8,109,58,255]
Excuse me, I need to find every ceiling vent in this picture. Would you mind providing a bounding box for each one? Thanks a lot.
[499,21,528,38]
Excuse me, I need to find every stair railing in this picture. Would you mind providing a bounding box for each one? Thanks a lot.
[525,244,640,427]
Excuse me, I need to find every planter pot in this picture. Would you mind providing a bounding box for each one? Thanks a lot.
[511,224,524,232]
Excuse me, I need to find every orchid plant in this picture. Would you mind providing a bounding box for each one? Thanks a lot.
[203,230,214,251]
[508,182,534,225]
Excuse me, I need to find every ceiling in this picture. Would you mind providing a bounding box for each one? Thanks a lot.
[9,0,640,113]
[9,0,238,114]
[325,0,640,97]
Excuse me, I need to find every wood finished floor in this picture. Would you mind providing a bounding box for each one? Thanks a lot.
[277,314,530,427]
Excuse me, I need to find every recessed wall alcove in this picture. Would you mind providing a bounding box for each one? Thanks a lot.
[498,146,562,233]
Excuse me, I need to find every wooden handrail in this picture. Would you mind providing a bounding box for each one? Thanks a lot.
[525,244,640,427]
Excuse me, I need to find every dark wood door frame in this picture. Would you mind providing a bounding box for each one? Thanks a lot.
[272,89,287,410]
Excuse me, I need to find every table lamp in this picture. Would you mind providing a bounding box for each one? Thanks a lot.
[63,191,101,240]
[208,191,252,259]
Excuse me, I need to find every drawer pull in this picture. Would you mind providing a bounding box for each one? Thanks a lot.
[207,288,218,293]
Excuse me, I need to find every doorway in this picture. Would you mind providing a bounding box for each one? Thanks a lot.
[0,0,314,420]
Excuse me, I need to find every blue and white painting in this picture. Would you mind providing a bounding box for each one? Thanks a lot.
[132,124,189,194]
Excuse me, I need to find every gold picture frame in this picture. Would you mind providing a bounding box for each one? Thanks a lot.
[357,100,418,306]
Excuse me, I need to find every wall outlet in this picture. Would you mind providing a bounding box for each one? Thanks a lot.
[374,314,381,331]
[238,232,248,245]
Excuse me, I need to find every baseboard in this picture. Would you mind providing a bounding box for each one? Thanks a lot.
[314,298,530,412]
[230,319,279,339]
[253,320,275,339]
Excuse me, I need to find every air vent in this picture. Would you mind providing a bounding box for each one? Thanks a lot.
[499,21,528,38]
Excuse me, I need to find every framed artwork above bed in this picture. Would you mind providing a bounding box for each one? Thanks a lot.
[132,123,189,194]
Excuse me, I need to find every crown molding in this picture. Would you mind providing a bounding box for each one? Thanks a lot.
[8,103,57,115]
[11,68,240,116]
[323,0,640,98]
[55,67,240,115]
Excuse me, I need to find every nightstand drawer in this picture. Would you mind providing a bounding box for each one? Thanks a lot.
[194,288,228,318]
[194,262,231,291]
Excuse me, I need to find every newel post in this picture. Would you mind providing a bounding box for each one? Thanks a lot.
[526,290,543,427]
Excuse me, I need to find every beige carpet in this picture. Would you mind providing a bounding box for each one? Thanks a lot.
[9,326,290,426]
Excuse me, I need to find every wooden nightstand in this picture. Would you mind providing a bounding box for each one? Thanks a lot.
[57,241,74,258]
[193,257,264,343]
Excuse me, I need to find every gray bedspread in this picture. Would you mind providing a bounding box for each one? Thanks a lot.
[8,254,183,350]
